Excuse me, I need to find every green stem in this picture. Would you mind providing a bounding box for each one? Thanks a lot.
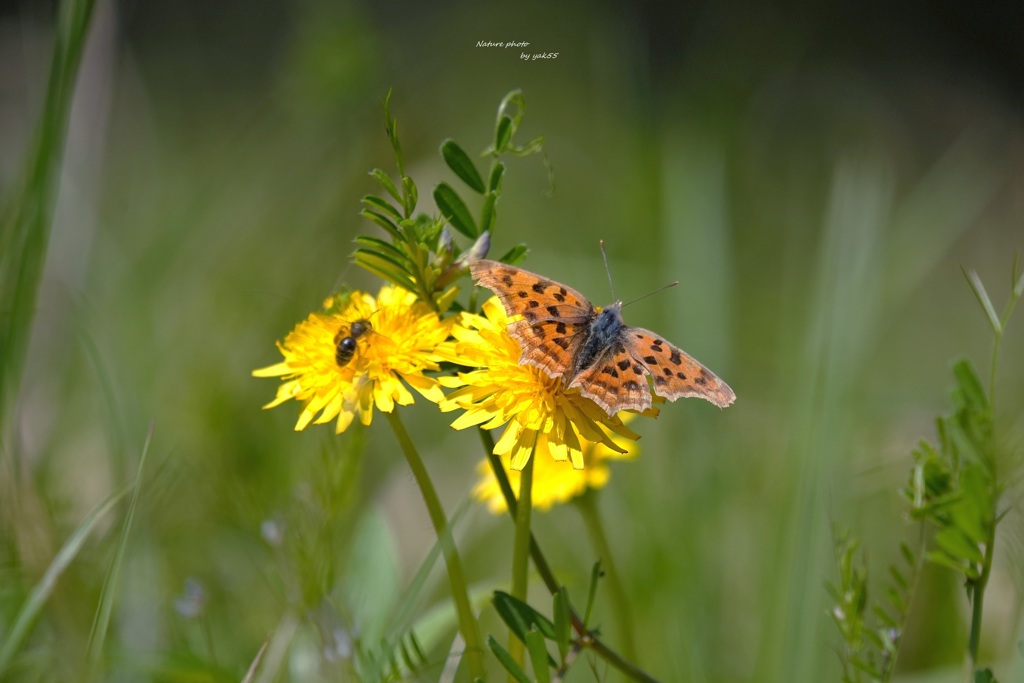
[575,490,637,661]
[508,449,534,673]
[477,428,660,683]
[967,268,1020,673]
[386,410,485,679]
[968,538,995,670]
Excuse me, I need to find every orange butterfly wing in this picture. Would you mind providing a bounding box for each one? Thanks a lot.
[469,260,593,378]
[566,342,653,414]
[626,328,735,408]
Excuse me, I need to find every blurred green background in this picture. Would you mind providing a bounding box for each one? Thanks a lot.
[2,0,1024,681]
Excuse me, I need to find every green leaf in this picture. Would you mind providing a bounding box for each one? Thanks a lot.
[406,632,427,673]
[909,490,963,519]
[491,90,527,154]
[880,627,899,653]
[1013,261,1024,299]
[487,636,531,683]
[525,628,554,680]
[401,176,418,217]
[479,193,497,235]
[397,635,414,671]
[934,526,984,565]
[900,542,916,567]
[354,260,415,297]
[888,565,909,591]
[441,139,485,193]
[926,549,979,580]
[352,249,418,293]
[360,209,404,242]
[974,667,997,683]
[354,236,412,267]
[433,182,478,238]
[957,468,992,542]
[498,244,528,266]
[863,628,885,650]
[383,89,405,177]
[352,246,410,276]
[872,605,897,628]
[884,586,906,615]
[370,169,402,205]
[494,115,513,155]
[493,591,556,643]
[850,654,881,677]
[488,161,506,193]
[952,359,988,414]
[552,589,570,661]
[361,194,404,223]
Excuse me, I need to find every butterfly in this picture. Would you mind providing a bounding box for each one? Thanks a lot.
[469,259,736,415]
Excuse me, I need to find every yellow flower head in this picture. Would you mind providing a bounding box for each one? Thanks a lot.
[438,297,644,470]
[253,285,453,433]
[473,415,639,513]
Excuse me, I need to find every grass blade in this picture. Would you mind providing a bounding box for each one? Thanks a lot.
[0,0,97,420]
[241,638,270,683]
[86,422,155,675]
[0,481,131,675]
[253,613,300,683]
[963,268,1001,335]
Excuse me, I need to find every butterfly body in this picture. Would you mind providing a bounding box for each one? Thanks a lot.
[470,259,735,415]
[569,303,623,377]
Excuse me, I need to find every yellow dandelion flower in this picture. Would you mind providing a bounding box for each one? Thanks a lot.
[472,415,639,513]
[253,285,454,433]
[438,297,645,470]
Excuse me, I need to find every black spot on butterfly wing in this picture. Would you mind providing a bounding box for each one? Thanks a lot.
[626,326,735,408]
[511,318,588,380]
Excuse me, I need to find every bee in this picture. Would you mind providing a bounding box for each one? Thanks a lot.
[334,319,372,367]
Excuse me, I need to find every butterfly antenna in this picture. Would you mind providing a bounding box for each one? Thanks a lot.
[600,240,617,301]
[621,280,679,308]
